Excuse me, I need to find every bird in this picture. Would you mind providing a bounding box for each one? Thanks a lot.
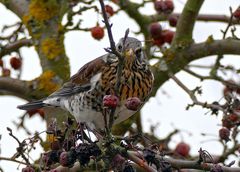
[17,37,154,130]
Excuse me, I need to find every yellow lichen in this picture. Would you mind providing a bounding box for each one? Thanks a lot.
[206,35,214,44]
[57,24,65,34]
[22,15,31,26]
[163,49,175,62]
[38,70,60,94]
[41,38,64,60]
[29,0,58,21]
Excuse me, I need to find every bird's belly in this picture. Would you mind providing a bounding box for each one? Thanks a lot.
[67,96,136,129]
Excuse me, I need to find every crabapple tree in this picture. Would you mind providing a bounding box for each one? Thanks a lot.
[0,0,240,171]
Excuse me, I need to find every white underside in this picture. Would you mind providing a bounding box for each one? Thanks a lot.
[43,97,136,130]
[43,71,138,130]
[72,104,136,130]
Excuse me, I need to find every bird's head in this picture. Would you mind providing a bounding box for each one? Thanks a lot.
[116,37,146,67]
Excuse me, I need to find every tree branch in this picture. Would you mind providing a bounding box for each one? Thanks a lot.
[180,39,240,62]
[168,72,226,113]
[0,156,28,166]
[0,77,33,101]
[0,0,29,18]
[150,13,240,24]
[129,151,240,172]
[164,156,240,172]
[171,0,204,47]
[151,39,240,96]
[127,152,157,172]
[0,38,33,58]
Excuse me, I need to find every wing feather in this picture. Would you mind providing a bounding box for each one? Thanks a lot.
[70,55,106,84]
[48,55,107,98]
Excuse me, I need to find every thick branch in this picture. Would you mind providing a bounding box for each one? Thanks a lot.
[130,151,240,172]
[179,39,240,61]
[0,0,29,18]
[151,39,240,96]
[164,157,240,172]
[150,13,239,24]
[0,77,32,101]
[118,0,150,36]
[171,0,204,47]
[0,39,33,57]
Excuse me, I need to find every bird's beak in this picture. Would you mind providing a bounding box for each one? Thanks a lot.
[124,48,134,58]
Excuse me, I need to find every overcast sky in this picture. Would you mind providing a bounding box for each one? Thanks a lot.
[0,0,240,171]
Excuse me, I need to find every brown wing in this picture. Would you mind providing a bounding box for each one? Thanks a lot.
[70,55,106,85]
[49,55,107,97]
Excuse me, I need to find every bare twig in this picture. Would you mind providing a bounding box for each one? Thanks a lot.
[99,0,130,129]
[150,13,240,25]
[6,127,30,164]
[0,38,33,58]
[0,156,28,166]
[99,0,121,59]
[64,5,98,31]
[168,72,226,114]
[221,7,234,39]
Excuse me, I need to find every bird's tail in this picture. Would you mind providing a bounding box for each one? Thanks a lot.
[17,100,46,111]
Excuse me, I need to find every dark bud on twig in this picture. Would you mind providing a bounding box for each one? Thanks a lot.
[211,101,220,115]
[104,47,113,53]
[6,127,12,133]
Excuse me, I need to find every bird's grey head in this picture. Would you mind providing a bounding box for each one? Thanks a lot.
[116,37,146,62]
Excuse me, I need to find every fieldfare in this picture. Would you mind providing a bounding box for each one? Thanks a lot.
[18,37,154,130]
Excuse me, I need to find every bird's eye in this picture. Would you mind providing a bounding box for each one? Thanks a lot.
[135,48,142,58]
[118,45,122,51]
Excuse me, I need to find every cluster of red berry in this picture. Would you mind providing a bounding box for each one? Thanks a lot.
[0,57,21,77]
[220,112,239,142]
[149,0,176,46]
[218,80,240,142]
[154,0,174,14]
[149,22,175,46]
